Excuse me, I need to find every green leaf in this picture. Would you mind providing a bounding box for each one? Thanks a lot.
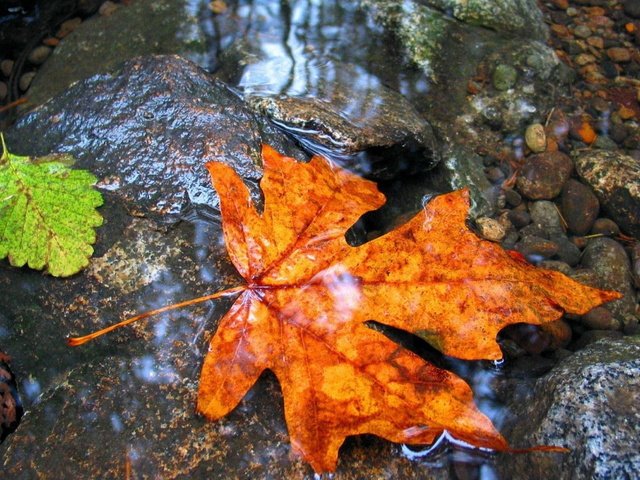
[0,134,103,277]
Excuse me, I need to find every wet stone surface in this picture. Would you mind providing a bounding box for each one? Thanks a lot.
[6,55,304,222]
[499,336,640,480]
[22,0,209,108]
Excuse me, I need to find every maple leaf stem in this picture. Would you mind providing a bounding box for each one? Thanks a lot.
[66,285,246,346]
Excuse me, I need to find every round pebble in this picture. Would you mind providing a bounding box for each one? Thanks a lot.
[516,151,574,200]
[607,47,632,62]
[525,123,547,153]
[581,307,620,330]
[515,236,560,262]
[27,45,52,65]
[492,64,517,91]
[504,188,522,207]
[561,179,599,235]
[18,71,36,91]
[574,25,593,38]
[508,209,531,228]
[0,59,13,77]
[99,1,119,16]
[476,217,507,242]
[591,218,620,236]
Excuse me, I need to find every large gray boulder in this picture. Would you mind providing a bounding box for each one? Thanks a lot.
[500,337,640,479]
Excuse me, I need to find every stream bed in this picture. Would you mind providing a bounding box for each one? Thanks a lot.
[1,1,639,478]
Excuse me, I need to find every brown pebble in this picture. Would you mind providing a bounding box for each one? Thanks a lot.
[508,209,531,228]
[0,59,13,77]
[561,179,599,235]
[591,218,620,236]
[476,217,507,242]
[42,37,60,47]
[575,53,596,66]
[581,307,620,330]
[551,24,571,37]
[516,151,574,200]
[27,45,52,65]
[551,0,569,9]
[607,47,632,63]
[209,0,228,14]
[56,17,82,39]
[18,71,36,91]
[99,1,119,16]
[587,36,604,49]
[541,319,572,350]
[618,105,636,120]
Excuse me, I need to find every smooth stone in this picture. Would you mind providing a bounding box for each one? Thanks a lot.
[492,64,518,90]
[508,209,531,228]
[573,149,640,237]
[581,237,637,323]
[25,0,208,108]
[475,217,507,242]
[499,337,640,480]
[517,151,573,200]
[591,218,620,236]
[561,179,599,235]
[539,260,573,275]
[504,188,522,207]
[27,45,52,65]
[18,71,36,91]
[524,123,547,152]
[607,47,632,62]
[581,307,620,330]
[1,59,14,77]
[529,200,564,235]
[573,25,592,38]
[553,236,581,267]
[515,236,559,263]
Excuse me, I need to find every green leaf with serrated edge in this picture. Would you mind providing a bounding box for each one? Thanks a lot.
[0,134,103,277]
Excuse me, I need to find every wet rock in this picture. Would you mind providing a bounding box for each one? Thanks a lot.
[581,237,637,324]
[515,236,559,263]
[590,218,620,236]
[0,355,452,479]
[0,59,13,77]
[6,56,302,221]
[574,149,640,237]
[500,336,640,480]
[245,63,440,179]
[18,71,35,91]
[538,260,573,275]
[554,237,581,267]
[524,123,547,153]
[581,307,620,331]
[529,200,564,235]
[26,45,52,65]
[517,151,573,200]
[561,179,599,235]
[508,209,531,228]
[475,217,506,242]
[492,64,517,90]
[24,0,208,107]
[504,188,522,207]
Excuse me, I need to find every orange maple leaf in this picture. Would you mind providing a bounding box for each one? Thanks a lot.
[70,146,620,473]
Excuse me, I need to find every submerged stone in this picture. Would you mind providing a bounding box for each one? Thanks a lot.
[24,0,209,107]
